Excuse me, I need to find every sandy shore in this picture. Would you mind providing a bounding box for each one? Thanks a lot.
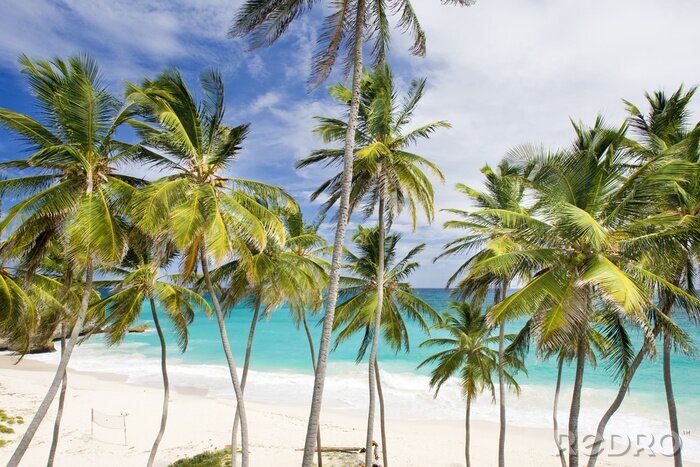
[0,355,694,467]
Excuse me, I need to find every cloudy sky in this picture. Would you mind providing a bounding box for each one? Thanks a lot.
[0,0,698,287]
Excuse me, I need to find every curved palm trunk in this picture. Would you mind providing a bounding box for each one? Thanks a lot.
[375,359,388,467]
[147,298,169,467]
[301,1,366,463]
[465,397,472,467]
[232,302,262,459]
[567,337,586,467]
[200,245,249,467]
[302,313,323,467]
[664,332,683,467]
[553,358,567,467]
[366,183,386,467]
[586,340,649,467]
[8,260,95,467]
[497,282,508,467]
[47,325,68,467]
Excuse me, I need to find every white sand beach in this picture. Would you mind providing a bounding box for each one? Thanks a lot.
[0,355,694,467]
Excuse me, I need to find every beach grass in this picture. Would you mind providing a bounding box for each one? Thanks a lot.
[169,449,232,467]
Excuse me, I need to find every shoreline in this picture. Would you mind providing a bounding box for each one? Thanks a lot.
[0,354,697,466]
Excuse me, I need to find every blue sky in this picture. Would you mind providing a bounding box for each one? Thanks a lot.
[0,0,699,287]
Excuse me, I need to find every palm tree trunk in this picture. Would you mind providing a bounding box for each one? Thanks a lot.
[553,358,567,467]
[147,298,169,467]
[232,302,262,461]
[664,331,683,467]
[200,244,249,467]
[567,336,586,467]
[46,325,68,467]
[8,259,95,467]
[497,282,507,467]
[47,267,73,467]
[366,181,386,467]
[302,313,323,467]
[586,339,650,467]
[375,359,388,467]
[465,397,471,467]
[300,0,366,463]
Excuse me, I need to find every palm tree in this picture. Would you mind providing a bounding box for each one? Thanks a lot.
[91,237,211,467]
[126,68,292,467]
[0,55,139,466]
[298,64,447,463]
[229,1,474,460]
[212,208,328,464]
[475,118,699,467]
[419,299,523,467]
[604,86,700,467]
[437,161,530,467]
[333,226,439,467]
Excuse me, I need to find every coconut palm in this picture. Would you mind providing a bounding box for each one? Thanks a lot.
[0,55,140,466]
[419,299,523,467]
[599,86,700,467]
[298,64,446,463]
[212,208,328,465]
[90,236,211,467]
[230,1,474,460]
[333,226,439,466]
[437,160,530,467]
[126,68,292,467]
[474,117,700,467]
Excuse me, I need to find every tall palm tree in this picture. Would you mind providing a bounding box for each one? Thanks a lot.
[475,118,699,467]
[333,226,439,467]
[437,161,530,467]
[419,299,523,467]
[0,55,139,466]
[126,68,292,467]
[229,1,474,460]
[606,86,700,467]
[91,237,211,467]
[298,64,446,463]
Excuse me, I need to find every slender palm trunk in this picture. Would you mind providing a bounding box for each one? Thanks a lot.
[232,302,262,459]
[366,183,386,467]
[301,1,366,463]
[568,337,586,467]
[553,358,567,467]
[302,313,323,467]
[8,260,95,467]
[586,339,650,467]
[375,359,388,467]
[497,282,507,467]
[465,397,472,467]
[200,245,249,467]
[47,325,68,467]
[147,298,169,467]
[664,331,683,467]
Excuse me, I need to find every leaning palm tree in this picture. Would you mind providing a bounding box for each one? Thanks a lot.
[91,237,211,467]
[419,299,522,467]
[230,1,474,460]
[213,207,328,464]
[298,64,447,463]
[333,226,439,467]
[476,118,700,467]
[127,68,292,467]
[437,160,530,467]
[601,86,700,467]
[0,55,139,466]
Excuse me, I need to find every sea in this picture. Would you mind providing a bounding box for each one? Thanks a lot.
[27,288,700,461]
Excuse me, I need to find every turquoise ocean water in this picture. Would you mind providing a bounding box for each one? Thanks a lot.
[27,288,700,459]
